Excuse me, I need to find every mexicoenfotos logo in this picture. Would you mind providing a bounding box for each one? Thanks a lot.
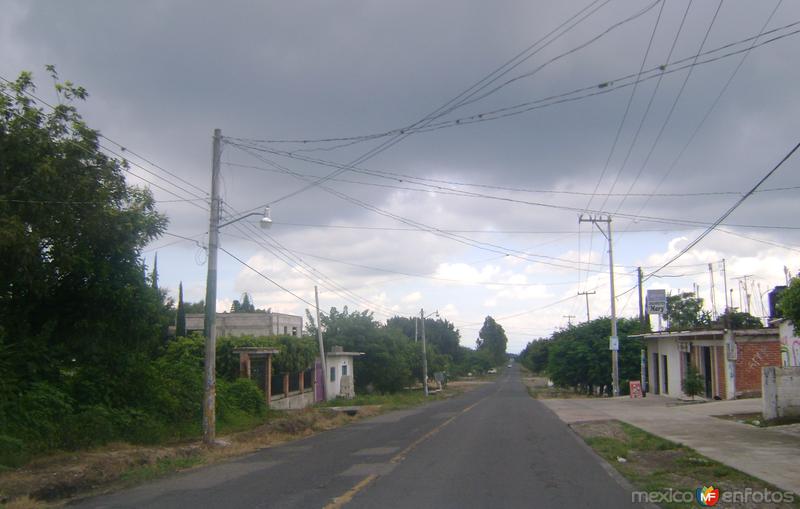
[696,485,720,506]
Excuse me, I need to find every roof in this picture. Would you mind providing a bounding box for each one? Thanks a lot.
[232,347,280,356]
[326,351,365,357]
[633,328,778,340]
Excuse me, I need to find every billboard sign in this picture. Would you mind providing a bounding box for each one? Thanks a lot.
[646,289,667,315]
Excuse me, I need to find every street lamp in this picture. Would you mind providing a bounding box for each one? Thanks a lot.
[203,128,272,445]
[420,308,438,396]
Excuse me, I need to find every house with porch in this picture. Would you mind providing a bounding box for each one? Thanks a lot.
[232,344,366,408]
[641,328,782,399]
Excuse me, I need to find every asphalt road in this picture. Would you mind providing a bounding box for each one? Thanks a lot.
[73,366,640,508]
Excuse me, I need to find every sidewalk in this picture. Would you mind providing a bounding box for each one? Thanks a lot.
[541,395,800,496]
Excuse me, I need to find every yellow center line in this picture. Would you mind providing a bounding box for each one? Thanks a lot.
[323,392,491,509]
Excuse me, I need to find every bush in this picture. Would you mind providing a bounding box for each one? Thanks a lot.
[218,378,266,423]
[0,434,28,468]
[62,405,116,449]
[6,382,74,450]
[683,366,705,399]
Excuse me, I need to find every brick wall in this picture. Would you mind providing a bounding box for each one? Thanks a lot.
[735,341,782,396]
[715,346,726,399]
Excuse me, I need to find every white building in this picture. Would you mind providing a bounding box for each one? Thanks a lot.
[325,346,364,401]
[185,311,302,337]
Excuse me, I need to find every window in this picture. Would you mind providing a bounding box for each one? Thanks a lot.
[342,364,348,377]
[292,326,297,336]
[283,326,288,334]
[330,366,336,383]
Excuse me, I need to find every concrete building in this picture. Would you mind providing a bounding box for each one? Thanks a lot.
[186,311,302,337]
[641,328,782,400]
[325,346,364,401]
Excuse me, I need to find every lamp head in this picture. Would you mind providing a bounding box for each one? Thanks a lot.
[260,206,272,229]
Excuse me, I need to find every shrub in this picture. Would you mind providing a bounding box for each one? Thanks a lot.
[0,434,28,468]
[218,378,266,422]
[61,404,116,449]
[683,366,705,400]
[7,382,74,450]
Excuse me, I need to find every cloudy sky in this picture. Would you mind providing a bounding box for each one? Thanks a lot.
[3,0,799,353]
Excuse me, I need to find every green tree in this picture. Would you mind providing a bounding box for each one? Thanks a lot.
[184,300,205,314]
[0,70,167,391]
[519,339,550,374]
[477,316,508,365]
[546,317,644,395]
[176,282,187,337]
[318,307,417,393]
[778,277,800,327]
[713,309,763,329]
[386,315,462,362]
[664,292,710,330]
[231,292,256,313]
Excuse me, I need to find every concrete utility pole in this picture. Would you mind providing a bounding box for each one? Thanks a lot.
[722,259,729,312]
[420,308,429,396]
[578,290,595,322]
[315,286,328,401]
[637,267,645,329]
[203,128,222,445]
[579,214,619,397]
[708,263,718,319]
[563,315,575,327]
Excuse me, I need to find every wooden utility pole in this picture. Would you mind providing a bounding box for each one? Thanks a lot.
[578,290,595,322]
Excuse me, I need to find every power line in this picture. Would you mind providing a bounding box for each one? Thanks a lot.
[227,147,800,231]
[623,139,800,296]
[621,0,785,233]
[229,20,800,151]
[218,245,316,308]
[223,160,799,199]
[237,1,662,207]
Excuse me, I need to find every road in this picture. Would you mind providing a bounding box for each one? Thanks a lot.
[73,366,639,508]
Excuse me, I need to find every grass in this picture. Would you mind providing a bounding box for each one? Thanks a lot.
[574,420,800,509]
[119,456,205,484]
[318,386,457,410]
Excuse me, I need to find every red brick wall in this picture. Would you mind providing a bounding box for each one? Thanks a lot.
[735,341,782,396]
[715,346,726,399]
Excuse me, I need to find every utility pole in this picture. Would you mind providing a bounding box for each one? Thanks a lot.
[563,315,575,327]
[579,214,619,397]
[203,128,222,445]
[708,263,717,319]
[414,317,418,342]
[315,286,328,401]
[420,308,429,396]
[733,275,753,314]
[637,267,645,329]
[722,259,729,312]
[578,290,595,322]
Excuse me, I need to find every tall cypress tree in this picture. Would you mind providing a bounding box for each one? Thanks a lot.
[176,282,186,337]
